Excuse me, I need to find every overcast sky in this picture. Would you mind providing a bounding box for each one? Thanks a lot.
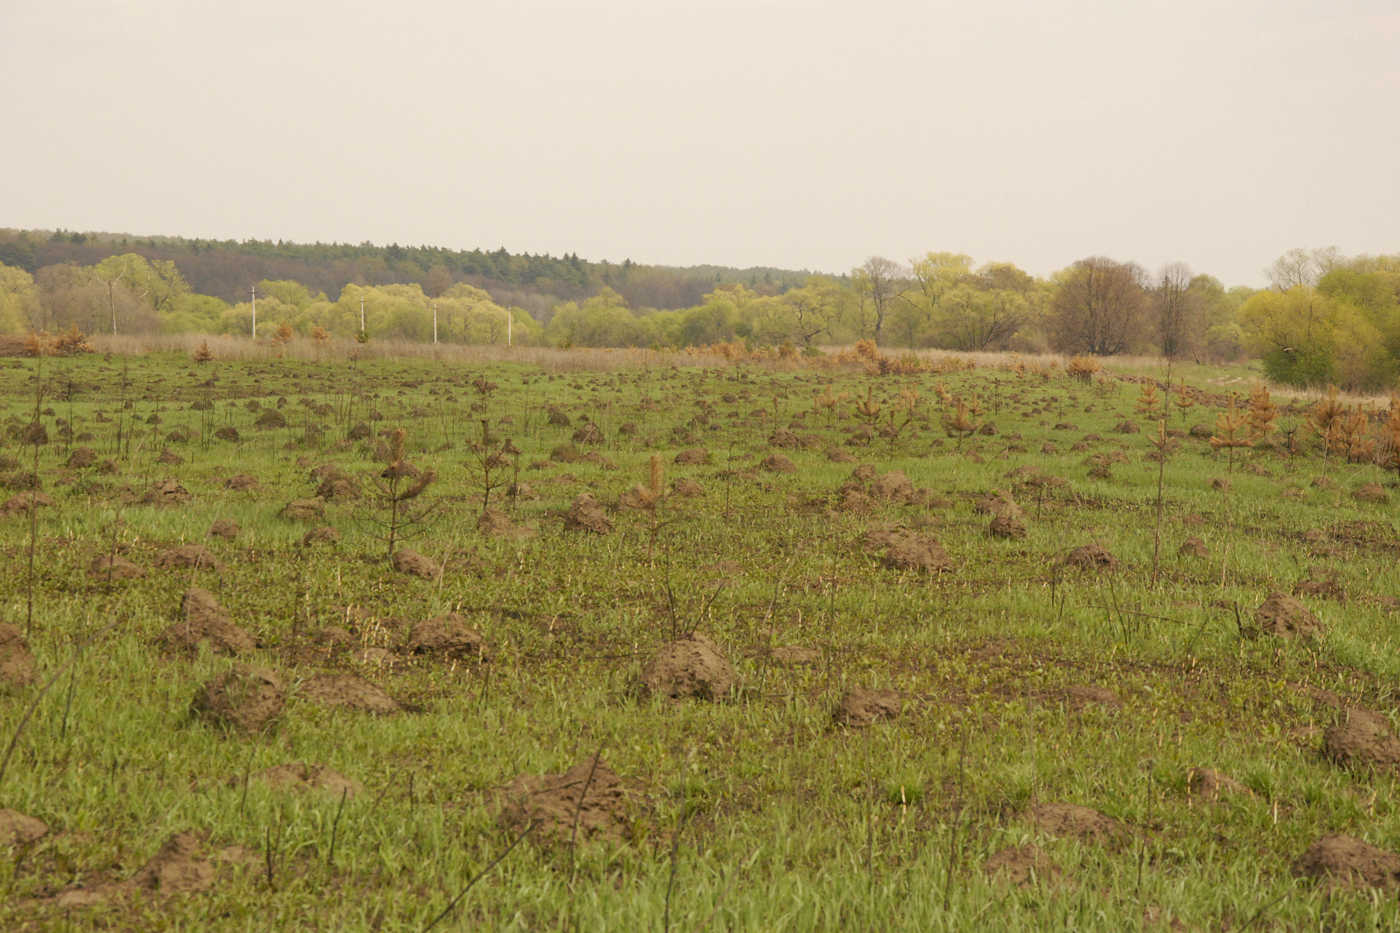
[3,0,1396,286]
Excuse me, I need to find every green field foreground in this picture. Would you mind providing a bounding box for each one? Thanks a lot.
[0,346,1397,930]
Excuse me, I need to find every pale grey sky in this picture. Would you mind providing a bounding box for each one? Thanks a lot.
[3,0,1396,286]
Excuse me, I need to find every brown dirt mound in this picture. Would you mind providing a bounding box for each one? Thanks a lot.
[497,757,643,846]
[191,666,285,733]
[672,478,704,497]
[316,476,360,500]
[760,453,797,473]
[301,525,339,547]
[1352,483,1390,504]
[1185,767,1251,801]
[66,446,97,469]
[208,519,240,540]
[300,673,401,714]
[1063,543,1118,571]
[1252,592,1323,638]
[0,491,54,516]
[131,831,215,894]
[674,448,710,465]
[156,448,183,465]
[154,545,223,571]
[478,507,534,539]
[391,548,440,579]
[834,687,904,726]
[1029,802,1128,845]
[989,512,1027,539]
[88,554,144,580]
[224,473,258,491]
[0,808,48,846]
[1323,708,1400,771]
[639,634,736,700]
[870,470,915,502]
[984,844,1062,887]
[157,588,255,657]
[245,762,361,798]
[564,493,613,534]
[1293,568,1344,601]
[281,498,324,521]
[407,613,488,661]
[1177,536,1208,558]
[863,527,952,573]
[0,624,37,689]
[1293,834,1400,891]
[143,479,191,505]
[572,422,604,445]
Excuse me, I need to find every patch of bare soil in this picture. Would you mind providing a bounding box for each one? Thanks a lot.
[281,498,325,521]
[157,588,255,657]
[984,844,1063,888]
[1029,802,1128,845]
[391,548,440,579]
[316,475,360,500]
[88,554,144,580]
[302,525,339,547]
[301,673,401,714]
[1293,834,1400,891]
[0,808,47,845]
[142,479,191,505]
[639,635,736,700]
[564,493,613,534]
[1185,767,1251,801]
[760,453,796,473]
[66,447,96,469]
[496,757,645,846]
[154,544,223,571]
[1323,708,1400,771]
[207,519,239,540]
[769,645,820,666]
[1062,685,1122,710]
[833,687,904,726]
[862,526,952,573]
[672,478,704,497]
[131,832,217,894]
[1062,543,1118,571]
[191,666,285,733]
[407,613,488,661]
[244,762,361,798]
[1252,592,1323,638]
[0,624,37,689]
[223,473,258,491]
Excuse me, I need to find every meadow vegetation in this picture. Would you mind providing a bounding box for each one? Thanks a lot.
[0,338,1398,930]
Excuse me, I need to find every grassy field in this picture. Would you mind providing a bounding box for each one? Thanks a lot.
[0,343,1397,930]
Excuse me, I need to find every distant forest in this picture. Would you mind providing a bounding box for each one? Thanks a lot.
[1,228,1397,390]
[0,229,810,314]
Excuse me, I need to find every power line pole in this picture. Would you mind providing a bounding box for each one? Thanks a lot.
[250,285,256,338]
[359,294,366,334]
[432,303,439,344]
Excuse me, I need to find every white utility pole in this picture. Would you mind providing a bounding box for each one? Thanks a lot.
[250,285,256,338]
[505,308,512,347]
[359,294,366,334]
[433,303,438,344]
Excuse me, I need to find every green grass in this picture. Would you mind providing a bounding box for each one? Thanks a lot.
[0,348,1397,930]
